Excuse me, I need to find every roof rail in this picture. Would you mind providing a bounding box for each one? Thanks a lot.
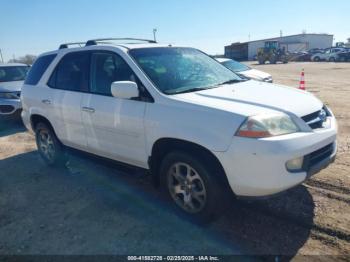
[85,38,157,46]
[59,42,86,50]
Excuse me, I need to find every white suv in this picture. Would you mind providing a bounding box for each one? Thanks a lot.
[21,38,337,220]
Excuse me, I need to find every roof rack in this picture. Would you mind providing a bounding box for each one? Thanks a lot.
[59,42,86,49]
[85,38,157,46]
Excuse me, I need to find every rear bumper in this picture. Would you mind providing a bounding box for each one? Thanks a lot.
[214,116,337,197]
[21,109,33,133]
[0,98,21,115]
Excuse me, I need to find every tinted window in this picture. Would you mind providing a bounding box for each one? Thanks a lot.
[25,54,56,85]
[0,66,30,82]
[48,52,90,92]
[90,52,136,96]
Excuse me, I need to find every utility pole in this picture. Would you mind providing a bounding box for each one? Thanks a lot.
[153,28,158,42]
[0,49,3,63]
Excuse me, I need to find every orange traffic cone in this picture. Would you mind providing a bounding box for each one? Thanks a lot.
[299,69,305,90]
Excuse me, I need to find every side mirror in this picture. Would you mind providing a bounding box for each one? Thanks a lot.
[111,81,139,100]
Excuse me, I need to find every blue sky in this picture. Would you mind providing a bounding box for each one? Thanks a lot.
[0,0,348,61]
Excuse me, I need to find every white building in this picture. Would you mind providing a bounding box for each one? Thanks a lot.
[225,33,334,61]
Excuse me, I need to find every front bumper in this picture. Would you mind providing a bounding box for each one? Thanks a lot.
[0,98,21,115]
[214,116,337,197]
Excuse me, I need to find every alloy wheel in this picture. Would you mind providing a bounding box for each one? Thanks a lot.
[167,162,207,214]
[38,129,55,162]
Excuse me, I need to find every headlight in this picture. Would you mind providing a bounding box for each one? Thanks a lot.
[236,113,299,138]
[0,92,20,99]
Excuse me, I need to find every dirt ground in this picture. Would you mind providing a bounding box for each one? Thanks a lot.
[0,62,349,258]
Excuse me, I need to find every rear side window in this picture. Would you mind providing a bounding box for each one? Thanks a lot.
[48,52,89,92]
[24,54,56,85]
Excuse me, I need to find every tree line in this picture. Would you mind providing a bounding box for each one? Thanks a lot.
[8,54,37,65]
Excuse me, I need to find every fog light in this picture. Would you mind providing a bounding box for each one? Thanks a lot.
[286,157,304,172]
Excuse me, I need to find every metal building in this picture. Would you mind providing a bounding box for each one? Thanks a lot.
[225,33,334,61]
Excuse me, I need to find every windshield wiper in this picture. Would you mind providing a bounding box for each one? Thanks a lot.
[169,87,212,95]
[218,79,246,85]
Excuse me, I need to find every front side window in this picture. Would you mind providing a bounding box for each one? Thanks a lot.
[48,52,89,92]
[90,52,136,96]
[0,66,30,82]
[222,60,250,72]
[129,47,242,95]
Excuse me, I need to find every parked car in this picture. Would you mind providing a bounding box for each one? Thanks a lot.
[0,63,30,118]
[290,49,324,62]
[21,39,338,221]
[336,50,350,62]
[311,48,346,62]
[289,51,311,62]
[216,58,273,83]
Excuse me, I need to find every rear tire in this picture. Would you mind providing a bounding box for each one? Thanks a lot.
[160,151,225,223]
[258,57,265,65]
[269,55,277,64]
[35,122,67,167]
[329,57,336,62]
[313,56,320,62]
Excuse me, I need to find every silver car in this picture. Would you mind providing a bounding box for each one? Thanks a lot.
[311,48,346,62]
[0,63,30,117]
[216,58,273,83]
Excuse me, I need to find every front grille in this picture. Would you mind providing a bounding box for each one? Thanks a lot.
[303,143,334,172]
[301,106,330,129]
[0,105,15,113]
[302,110,321,123]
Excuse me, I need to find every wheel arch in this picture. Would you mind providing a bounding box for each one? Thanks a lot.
[149,138,232,193]
[30,114,54,131]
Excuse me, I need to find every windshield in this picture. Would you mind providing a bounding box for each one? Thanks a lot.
[129,47,242,95]
[221,59,250,72]
[0,66,30,82]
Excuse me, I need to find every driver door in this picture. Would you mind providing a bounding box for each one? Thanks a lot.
[81,51,148,168]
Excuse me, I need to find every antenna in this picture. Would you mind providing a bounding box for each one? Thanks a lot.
[153,28,158,42]
[0,49,4,63]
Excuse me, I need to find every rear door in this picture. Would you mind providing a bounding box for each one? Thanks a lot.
[81,51,148,168]
[47,51,89,150]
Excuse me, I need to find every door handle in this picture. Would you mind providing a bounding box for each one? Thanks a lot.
[82,107,95,113]
[41,99,51,105]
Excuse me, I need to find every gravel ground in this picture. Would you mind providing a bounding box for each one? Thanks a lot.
[0,62,349,257]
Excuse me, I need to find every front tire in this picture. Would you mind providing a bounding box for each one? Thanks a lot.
[160,151,224,222]
[35,122,67,167]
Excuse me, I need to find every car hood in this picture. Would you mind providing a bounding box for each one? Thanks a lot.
[173,80,323,118]
[240,69,271,81]
[0,81,24,92]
